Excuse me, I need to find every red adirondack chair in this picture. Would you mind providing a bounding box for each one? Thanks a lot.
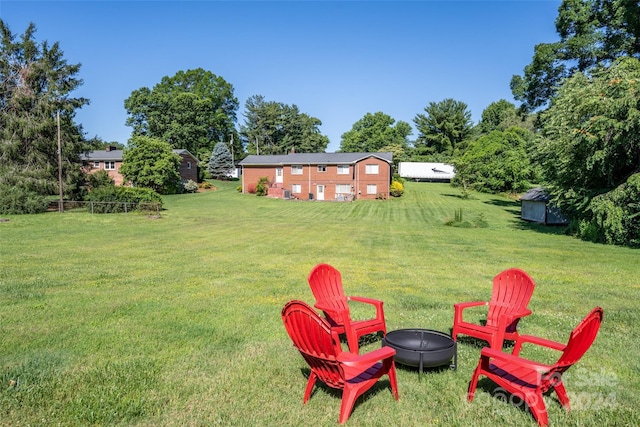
[452,268,535,349]
[281,300,399,424]
[467,307,604,426]
[308,263,387,354]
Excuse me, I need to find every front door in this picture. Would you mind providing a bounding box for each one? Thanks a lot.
[316,185,325,200]
[275,167,283,184]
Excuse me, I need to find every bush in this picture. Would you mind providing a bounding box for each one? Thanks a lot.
[255,177,270,197]
[85,186,162,213]
[390,180,404,197]
[87,170,115,190]
[182,180,198,193]
[0,185,49,214]
[578,173,640,247]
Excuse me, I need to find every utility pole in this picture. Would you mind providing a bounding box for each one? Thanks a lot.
[57,111,64,213]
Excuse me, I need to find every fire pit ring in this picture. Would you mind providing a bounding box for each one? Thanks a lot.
[382,329,457,373]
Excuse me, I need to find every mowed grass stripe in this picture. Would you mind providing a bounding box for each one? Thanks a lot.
[0,180,637,426]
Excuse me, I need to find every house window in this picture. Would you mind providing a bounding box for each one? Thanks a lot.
[365,164,379,174]
[336,184,350,194]
[104,161,116,170]
[317,165,327,172]
[292,184,301,193]
[187,161,192,169]
[337,165,349,174]
[93,161,100,168]
[291,165,303,175]
[367,184,377,195]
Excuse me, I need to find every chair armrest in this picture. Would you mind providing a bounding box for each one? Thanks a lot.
[453,301,488,324]
[480,347,551,374]
[454,301,488,311]
[495,308,532,328]
[512,334,566,355]
[314,302,343,314]
[337,346,396,367]
[348,296,384,309]
[510,308,532,318]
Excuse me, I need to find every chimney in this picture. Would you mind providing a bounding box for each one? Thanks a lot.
[105,145,116,152]
[290,147,295,154]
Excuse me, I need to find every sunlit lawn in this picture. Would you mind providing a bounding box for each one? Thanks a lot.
[0,181,638,426]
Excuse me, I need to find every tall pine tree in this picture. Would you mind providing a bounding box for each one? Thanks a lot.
[0,20,89,213]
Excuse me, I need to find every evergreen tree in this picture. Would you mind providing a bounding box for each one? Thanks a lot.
[0,20,90,212]
[207,141,234,180]
[240,95,329,154]
[413,98,473,157]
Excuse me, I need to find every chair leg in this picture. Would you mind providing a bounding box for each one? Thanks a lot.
[554,381,571,410]
[388,363,399,400]
[467,365,481,401]
[339,387,359,424]
[525,392,549,427]
[303,372,317,404]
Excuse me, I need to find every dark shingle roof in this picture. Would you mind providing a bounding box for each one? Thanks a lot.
[80,150,124,161]
[521,187,550,202]
[80,149,196,162]
[239,152,393,166]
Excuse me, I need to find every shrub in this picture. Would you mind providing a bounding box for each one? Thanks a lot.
[87,170,115,190]
[255,177,270,197]
[390,180,404,197]
[85,186,162,213]
[0,185,49,214]
[578,173,640,247]
[182,180,198,193]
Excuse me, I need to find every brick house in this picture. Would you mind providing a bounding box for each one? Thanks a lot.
[81,146,198,185]
[238,152,394,201]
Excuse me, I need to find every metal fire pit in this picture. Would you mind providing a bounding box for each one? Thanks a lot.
[382,329,457,374]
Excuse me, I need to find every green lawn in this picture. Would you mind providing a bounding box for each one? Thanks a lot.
[1,181,638,426]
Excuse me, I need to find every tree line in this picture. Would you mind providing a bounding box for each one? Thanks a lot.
[1,0,639,246]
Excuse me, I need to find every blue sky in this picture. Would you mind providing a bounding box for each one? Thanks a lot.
[2,1,560,152]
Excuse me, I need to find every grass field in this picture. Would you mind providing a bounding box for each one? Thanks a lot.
[1,181,638,426]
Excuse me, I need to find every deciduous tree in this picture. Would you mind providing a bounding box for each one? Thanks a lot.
[537,56,640,246]
[479,99,534,133]
[340,112,411,153]
[124,68,240,157]
[120,136,181,194]
[453,127,533,194]
[511,0,640,112]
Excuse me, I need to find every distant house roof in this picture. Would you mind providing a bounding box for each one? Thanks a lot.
[81,148,196,162]
[520,187,550,202]
[81,150,124,161]
[239,152,393,166]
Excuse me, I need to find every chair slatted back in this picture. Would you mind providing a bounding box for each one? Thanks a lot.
[308,264,350,325]
[282,300,344,389]
[486,268,536,331]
